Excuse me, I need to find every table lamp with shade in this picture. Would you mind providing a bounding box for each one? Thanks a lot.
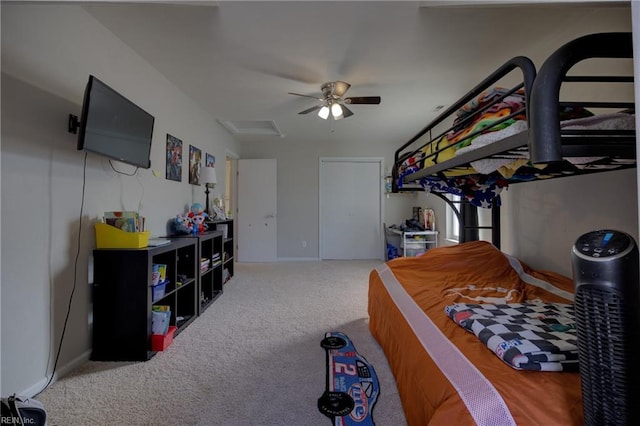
[201,166,217,217]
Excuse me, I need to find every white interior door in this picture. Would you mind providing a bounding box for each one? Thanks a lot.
[320,158,383,260]
[237,159,277,262]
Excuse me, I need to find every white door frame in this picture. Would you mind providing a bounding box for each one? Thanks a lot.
[319,157,385,260]
[225,149,239,261]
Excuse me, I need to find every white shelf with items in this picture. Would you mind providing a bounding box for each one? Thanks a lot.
[403,230,438,257]
[388,228,438,257]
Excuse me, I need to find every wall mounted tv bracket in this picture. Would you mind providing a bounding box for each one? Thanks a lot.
[68,114,80,134]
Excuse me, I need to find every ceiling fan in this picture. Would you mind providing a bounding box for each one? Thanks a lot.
[288,81,381,120]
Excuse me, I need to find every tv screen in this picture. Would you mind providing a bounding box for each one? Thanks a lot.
[77,75,154,169]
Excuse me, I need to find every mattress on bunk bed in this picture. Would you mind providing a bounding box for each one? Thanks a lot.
[367,241,583,426]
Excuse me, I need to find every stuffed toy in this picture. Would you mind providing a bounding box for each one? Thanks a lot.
[170,204,209,235]
[171,214,193,235]
[188,211,208,234]
[190,203,204,215]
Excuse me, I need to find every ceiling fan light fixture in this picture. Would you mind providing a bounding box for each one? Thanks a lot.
[331,103,343,119]
[318,105,330,120]
[291,81,381,120]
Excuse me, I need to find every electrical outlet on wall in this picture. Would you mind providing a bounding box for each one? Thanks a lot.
[302,240,307,248]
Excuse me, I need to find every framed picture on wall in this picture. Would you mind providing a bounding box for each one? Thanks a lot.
[165,134,182,182]
[206,153,215,167]
[189,145,202,185]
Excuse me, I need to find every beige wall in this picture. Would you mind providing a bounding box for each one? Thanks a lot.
[1,4,238,395]
[502,169,638,276]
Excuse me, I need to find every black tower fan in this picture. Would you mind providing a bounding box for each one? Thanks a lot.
[572,230,640,425]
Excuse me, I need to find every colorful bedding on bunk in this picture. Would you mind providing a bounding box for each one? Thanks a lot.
[368,241,582,425]
[465,112,636,175]
[399,88,528,179]
[417,174,509,208]
[397,88,529,207]
[397,85,633,207]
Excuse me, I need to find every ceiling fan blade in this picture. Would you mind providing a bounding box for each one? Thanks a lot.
[341,105,354,118]
[288,92,323,100]
[332,81,351,97]
[345,96,381,105]
[298,105,322,115]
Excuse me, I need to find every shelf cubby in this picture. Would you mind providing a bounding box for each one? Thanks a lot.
[92,238,197,361]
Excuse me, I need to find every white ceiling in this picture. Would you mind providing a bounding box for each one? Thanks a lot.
[79,0,632,146]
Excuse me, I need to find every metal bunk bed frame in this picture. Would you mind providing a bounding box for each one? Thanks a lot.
[392,32,635,249]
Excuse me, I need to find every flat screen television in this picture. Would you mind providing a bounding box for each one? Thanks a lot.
[77,75,154,169]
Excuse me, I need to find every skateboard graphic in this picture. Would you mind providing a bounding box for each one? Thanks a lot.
[318,332,379,425]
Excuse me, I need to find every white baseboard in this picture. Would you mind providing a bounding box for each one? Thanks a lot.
[23,349,91,398]
[277,257,321,261]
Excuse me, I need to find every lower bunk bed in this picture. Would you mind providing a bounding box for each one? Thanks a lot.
[368,241,582,425]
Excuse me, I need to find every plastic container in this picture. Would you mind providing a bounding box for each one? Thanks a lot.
[151,281,168,302]
[151,326,177,351]
[217,224,229,239]
[152,309,171,335]
[95,223,149,249]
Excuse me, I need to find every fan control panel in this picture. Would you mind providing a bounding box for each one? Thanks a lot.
[573,229,634,259]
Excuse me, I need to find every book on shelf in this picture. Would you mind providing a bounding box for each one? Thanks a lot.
[103,211,145,232]
[200,258,211,272]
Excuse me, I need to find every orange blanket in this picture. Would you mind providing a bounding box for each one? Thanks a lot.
[368,241,582,425]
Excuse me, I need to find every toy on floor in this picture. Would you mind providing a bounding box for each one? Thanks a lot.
[318,331,379,426]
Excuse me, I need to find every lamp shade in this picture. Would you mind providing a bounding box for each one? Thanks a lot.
[201,166,217,185]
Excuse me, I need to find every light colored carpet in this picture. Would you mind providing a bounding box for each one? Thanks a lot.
[37,261,408,426]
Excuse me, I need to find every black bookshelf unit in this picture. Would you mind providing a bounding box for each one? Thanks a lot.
[174,231,225,314]
[91,238,197,361]
[209,219,234,283]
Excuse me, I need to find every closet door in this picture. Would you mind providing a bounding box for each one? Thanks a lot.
[319,158,383,260]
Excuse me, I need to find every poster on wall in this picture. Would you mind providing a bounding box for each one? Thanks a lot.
[165,134,182,182]
[206,153,215,167]
[189,145,202,185]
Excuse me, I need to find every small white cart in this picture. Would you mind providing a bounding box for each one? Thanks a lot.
[387,228,438,257]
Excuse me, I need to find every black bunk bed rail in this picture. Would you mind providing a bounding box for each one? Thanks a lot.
[530,32,635,164]
[392,56,537,192]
